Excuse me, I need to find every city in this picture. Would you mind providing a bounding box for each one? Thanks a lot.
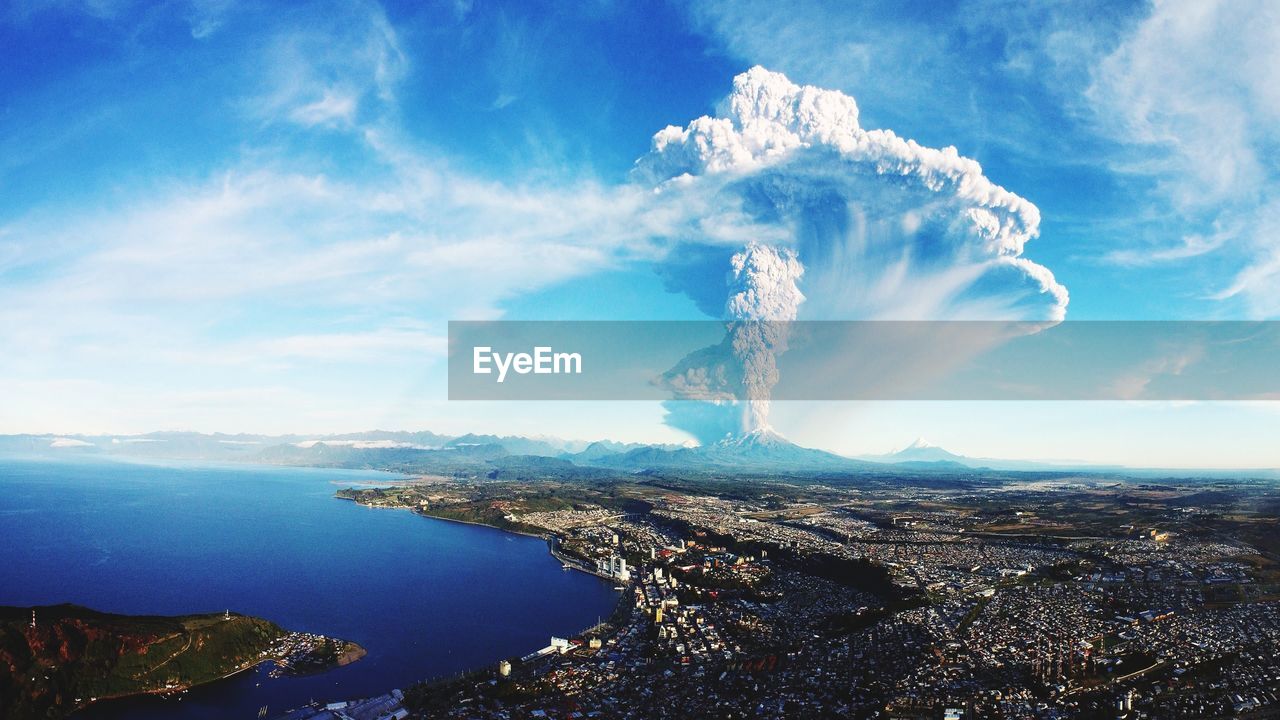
[314,473,1280,719]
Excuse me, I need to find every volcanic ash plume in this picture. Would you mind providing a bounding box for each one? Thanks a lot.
[643,66,1071,444]
[726,244,804,433]
[636,66,1068,322]
[656,244,804,442]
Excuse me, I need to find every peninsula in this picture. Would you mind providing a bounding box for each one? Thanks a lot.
[0,604,365,720]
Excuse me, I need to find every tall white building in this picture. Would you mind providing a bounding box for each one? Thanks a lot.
[597,554,630,581]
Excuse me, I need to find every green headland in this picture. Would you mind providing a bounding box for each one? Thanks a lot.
[0,604,364,720]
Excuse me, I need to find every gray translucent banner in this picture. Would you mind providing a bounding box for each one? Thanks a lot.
[448,321,1280,401]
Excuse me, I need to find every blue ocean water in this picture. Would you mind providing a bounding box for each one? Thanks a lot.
[0,456,618,719]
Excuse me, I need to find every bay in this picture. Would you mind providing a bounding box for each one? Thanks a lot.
[0,456,618,719]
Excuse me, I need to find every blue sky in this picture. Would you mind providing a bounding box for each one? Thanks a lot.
[1,0,1278,467]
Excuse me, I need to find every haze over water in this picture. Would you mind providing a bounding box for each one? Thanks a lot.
[0,456,618,719]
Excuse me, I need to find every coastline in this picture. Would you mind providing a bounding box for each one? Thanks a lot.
[334,491,544,538]
[323,486,637,709]
[408,507,546,540]
[75,636,370,718]
[334,491,613,577]
[74,656,270,716]
[3,461,615,720]
[3,604,368,720]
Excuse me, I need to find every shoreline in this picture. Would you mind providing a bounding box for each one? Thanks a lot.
[74,637,370,718]
[333,493,545,539]
[48,614,366,712]
[71,656,271,717]
[336,492,616,578]
[409,507,547,540]
[323,487,636,706]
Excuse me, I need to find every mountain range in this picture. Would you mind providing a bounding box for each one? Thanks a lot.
[1,430,1274,481]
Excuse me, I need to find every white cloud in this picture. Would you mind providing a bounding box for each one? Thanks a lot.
[1086,0,1280,315]
[683,1,1280,318]
[186,0,234,38]
[4,65,1076,436]
[683,1,939,119]
[1209,199,1280,314]
[641,68,1070,444]
[250,1,405,130]
[0,376,323,435]
[637,67,1068,321]
[1108,344,1206,401]
[253,329,446,362]
[289,88,359,127]
[1089,0,1278,203]
[0,79,687,435]
[1103,223,1237,267]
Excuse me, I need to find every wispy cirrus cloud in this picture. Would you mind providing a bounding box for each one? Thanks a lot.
[1080,0,1280,314]
[1087,0,1278,205]
[247,1,405,129]
[1102,222,1238,267]
[0,0,655,432]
